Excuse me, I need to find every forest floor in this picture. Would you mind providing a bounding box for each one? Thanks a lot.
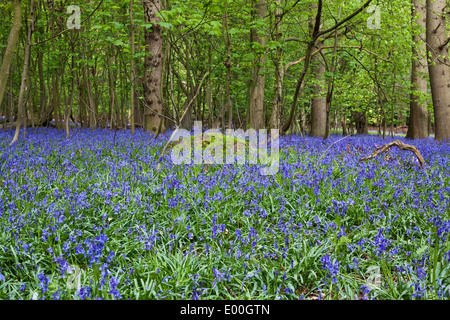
[0,128,449,300]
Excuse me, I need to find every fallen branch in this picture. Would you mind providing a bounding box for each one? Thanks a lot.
[359,140,425,168]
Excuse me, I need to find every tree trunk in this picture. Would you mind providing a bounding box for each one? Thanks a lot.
[108,52,117,129]
[426,0,450,141]
[130,0,136,134]
[37,51,46,122]
[353,111,368,134]
[406,0,429,139]
[11,0,34,144]
[342,112,348,136]
[65,54,76,138]
[214,1,233,130]
[0,0,21,109]
[249,0,267,130]
[270,0,283,129]
[143,0,165,134]
[310,40,327,137]
[324,6,341,139]
[281,1,322,135]
[207,44,213,129]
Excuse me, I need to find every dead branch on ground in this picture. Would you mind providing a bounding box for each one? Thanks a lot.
[360,140,425,168]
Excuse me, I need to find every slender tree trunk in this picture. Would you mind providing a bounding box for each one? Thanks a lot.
[11,0,34,144]
[86,67,96,129]
[80,79,88,128]
[9,70,14,127]
[324,6,341,139]
[107,52,117,130]
[207,43,213,129]
[342,112,348,136]
[390,65,397,138]
[54,73,61,130]
[377,87,387,139]
[310,39,327,137]
[406,0,428,139]
[269,0,283,129]
[65,54,76,138]
[130,0,136,134]
[214,1,233,130]
[426,0,450,141]
[281,1,323,135]
[0,0,21,109]
[180,47,193,130]
[143,0,165,134]
[249,0,267,130]
[37,51,46,120]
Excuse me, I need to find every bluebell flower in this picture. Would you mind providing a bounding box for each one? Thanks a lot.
[320,254,340,284]
[37,273,50,295]
[78,286,92,300]
[53,291,61,300]
[109,277,121,300]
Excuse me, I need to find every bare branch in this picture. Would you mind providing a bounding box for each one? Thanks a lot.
[318,0,373,37]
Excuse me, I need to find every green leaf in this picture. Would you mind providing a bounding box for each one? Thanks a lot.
[159,22,174,29]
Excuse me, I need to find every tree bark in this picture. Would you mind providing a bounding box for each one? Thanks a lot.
[310,40,327,137]
[426,0,450,141]
[353,111,368,134]
[143,0,165,134]
[406,0,428,139]
[107,51,117,130]
[0,0,21,109]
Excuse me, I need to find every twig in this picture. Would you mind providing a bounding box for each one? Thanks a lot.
[319,134,353,160]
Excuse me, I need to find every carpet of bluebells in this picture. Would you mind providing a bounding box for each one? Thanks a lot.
[0,127,449,300]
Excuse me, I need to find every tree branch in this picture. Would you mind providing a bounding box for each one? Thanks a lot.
[360,140,426,168]
[318,0,373,37]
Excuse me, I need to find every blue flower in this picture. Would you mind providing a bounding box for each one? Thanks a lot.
[53,290,61,300]
[109,277,121,300]
[37,273,50,295]
[320,254,340,284]
[78,286,92,300]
